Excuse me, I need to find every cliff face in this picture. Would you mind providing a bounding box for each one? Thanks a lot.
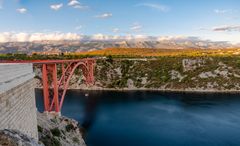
[0,113,86,146]
[0,63,38,140]
[37,112,86,146]
[0,129,43,146]
[72,57,240,91]
[34,57,240,91]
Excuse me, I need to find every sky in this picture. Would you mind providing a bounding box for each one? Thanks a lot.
[0,0,240,43]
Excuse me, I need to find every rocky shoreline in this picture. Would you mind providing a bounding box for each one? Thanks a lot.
[0,112,86,146]
[36,86,240,94]
[37,112,86,146]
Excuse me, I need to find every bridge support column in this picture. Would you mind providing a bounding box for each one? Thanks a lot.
[52,64,60,113]
[42,64,50,112]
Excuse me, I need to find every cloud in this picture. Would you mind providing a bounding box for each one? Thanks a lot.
[197,27,209,31]
[0,32,84,42]
[68,0,89,9]
[50,3,63,11]
[68,0,79,6]
[214,9,236,14]
[112,28,120,33]
[0,32,239,43]
[214,9,228,14]
[0,32,150,42]
[75,25,82,30]
[95,13,112,19]
[131,23,142,32]
[213,25,240,32]
[136,3,169,12]
[16,8,27,14]
[156,36,199,41]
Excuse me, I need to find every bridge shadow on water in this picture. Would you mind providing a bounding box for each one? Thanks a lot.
[35,89,101,131]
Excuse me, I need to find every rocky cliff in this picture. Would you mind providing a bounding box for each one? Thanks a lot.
[37,112,86,146]
[91,57,240,91]
[0,129,43,146]
[0,113,86,146]
[34,57,240,92]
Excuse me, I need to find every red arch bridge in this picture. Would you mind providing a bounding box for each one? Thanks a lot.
[1,59,95,114]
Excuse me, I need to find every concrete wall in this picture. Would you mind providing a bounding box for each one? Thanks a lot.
[0,63,38,140]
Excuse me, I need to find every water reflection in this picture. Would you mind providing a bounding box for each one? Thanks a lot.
[35,90,240,146]
[82,93,100,130]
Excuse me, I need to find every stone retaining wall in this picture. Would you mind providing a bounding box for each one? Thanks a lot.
[0,63,38,140]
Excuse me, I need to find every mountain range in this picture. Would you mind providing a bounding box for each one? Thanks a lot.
[0,36,238,54]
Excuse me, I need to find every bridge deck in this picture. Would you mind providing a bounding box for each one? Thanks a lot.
[0,58,95,64]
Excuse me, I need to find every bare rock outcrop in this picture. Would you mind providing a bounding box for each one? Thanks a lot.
[37,112,86,146]
[0,129,43,146]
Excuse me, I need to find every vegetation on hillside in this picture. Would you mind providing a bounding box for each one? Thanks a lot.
[3,48,240,91]
[76,48,240,57]
[1,48,240,61]
[93,56,240,90]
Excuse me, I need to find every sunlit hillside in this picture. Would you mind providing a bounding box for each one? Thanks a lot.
[76,48,240,57]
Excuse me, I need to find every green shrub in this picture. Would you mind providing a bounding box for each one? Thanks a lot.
[37,125,43,133]
[50,118,58,124]
[72,137,80,144]
[65,124,75,132]
[236,60,240,68]
[41,136,61,146]
[50,128,61,137]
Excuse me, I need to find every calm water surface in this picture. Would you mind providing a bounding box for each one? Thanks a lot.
[35,90,240,146]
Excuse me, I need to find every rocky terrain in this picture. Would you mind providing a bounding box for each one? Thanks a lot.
[0,129,42,146]
[36,57,240,92]
[90,57,240,92]
[0,113,86,146]
[33,56,240,92]
[37,112,86,146]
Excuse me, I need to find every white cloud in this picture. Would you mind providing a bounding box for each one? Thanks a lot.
[68,0,88,9]
[16,8,27,14]
[91,33,110,40]
[68,0,80,6]
[214,9,235,14]
[112,28,120,33]
[214,9,228,14]
[136,3,169,12]
[0,32,84,42]
[50,3,63,11]
[212,25,240,32]
[73,5,88,9]
[197,27,208,31]
[0,32,147,42]
[131,23,142,32]
[0,32,239,44]
[157,36,195,41]
[75,25,82,30]
[95,13,112,19]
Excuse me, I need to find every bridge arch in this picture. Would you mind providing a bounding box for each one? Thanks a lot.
[58,62,90,110]
[41,59,95,113]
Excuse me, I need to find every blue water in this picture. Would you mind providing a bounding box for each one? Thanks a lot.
[35,90,240,146]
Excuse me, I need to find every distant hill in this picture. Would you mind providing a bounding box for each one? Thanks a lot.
[0,37,238,54]
[77,48,240,57]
